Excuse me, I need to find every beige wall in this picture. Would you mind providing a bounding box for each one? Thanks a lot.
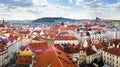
[102,51,120,67]
[79,51,86,63]
[45,39,54,47]
[86,54,96,64]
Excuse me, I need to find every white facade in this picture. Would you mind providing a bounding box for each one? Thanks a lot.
[106,28,120,41]
[7,38,21,62]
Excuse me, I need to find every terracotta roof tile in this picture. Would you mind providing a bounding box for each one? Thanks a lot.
[19,31,30,34]
[86,40,92,46]
[0,24,5,27]
[16,55,32,65]
[27,42,48,55]
[104,47,120,56]
[32,36,44,40]
[33,46,77,67]
[55,36,77,40]
[109,39,120,47]
[85,47,96,56]
[54,44,64,51]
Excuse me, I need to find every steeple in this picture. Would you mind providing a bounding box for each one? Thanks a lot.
[2,18,5,23]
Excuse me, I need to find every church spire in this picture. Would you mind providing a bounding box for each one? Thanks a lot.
[2,18,5,23]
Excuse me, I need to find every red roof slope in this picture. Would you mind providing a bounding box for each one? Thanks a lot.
[16,55,32,65]
[55,36,77,40]
[104,47,120,56]
[27,42,48,54]
[85,47,96,56]
[33,46,77,67]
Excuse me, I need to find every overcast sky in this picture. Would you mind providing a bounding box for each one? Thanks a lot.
[0,0,120,20]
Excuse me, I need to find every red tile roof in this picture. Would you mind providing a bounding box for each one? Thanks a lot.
[66,26,76,30]
[19,31,30,34]
[55,43,85,54]
[85,47,96,56]
[109,39,120,47]
[90,28,101,31]
[54,44,64,51]
[100,40,108,48]
[94,44,103,50]
[86,40,92,46]
[33,30,41,34]
[0,24,5,27]
[103,47,120,56]
[55,36,77,40]
[16,55,32,65]
[32,36,44,40]
[27,42,48,55]
[75,43,85,51]
[33,46,77,67]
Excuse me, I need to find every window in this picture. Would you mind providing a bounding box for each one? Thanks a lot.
[116,61,118,64]
[116,57,118,59]
[113,64,114,67]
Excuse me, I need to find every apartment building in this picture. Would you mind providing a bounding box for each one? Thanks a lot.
[102,47,120,67]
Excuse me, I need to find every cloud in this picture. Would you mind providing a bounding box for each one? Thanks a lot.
[69,0,73,3]
[0,0,120,20]
[68,0,120,19]
[0,0,70,20]
[0,0,33,7]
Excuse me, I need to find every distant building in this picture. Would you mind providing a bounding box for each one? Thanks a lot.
[0,19,7,29]
[95,17,101,22]
[32,36,44,43]
[54,36,78,44]
[106,28,120,41]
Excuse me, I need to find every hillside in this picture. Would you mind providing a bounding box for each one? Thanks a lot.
[32,17,81,23]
